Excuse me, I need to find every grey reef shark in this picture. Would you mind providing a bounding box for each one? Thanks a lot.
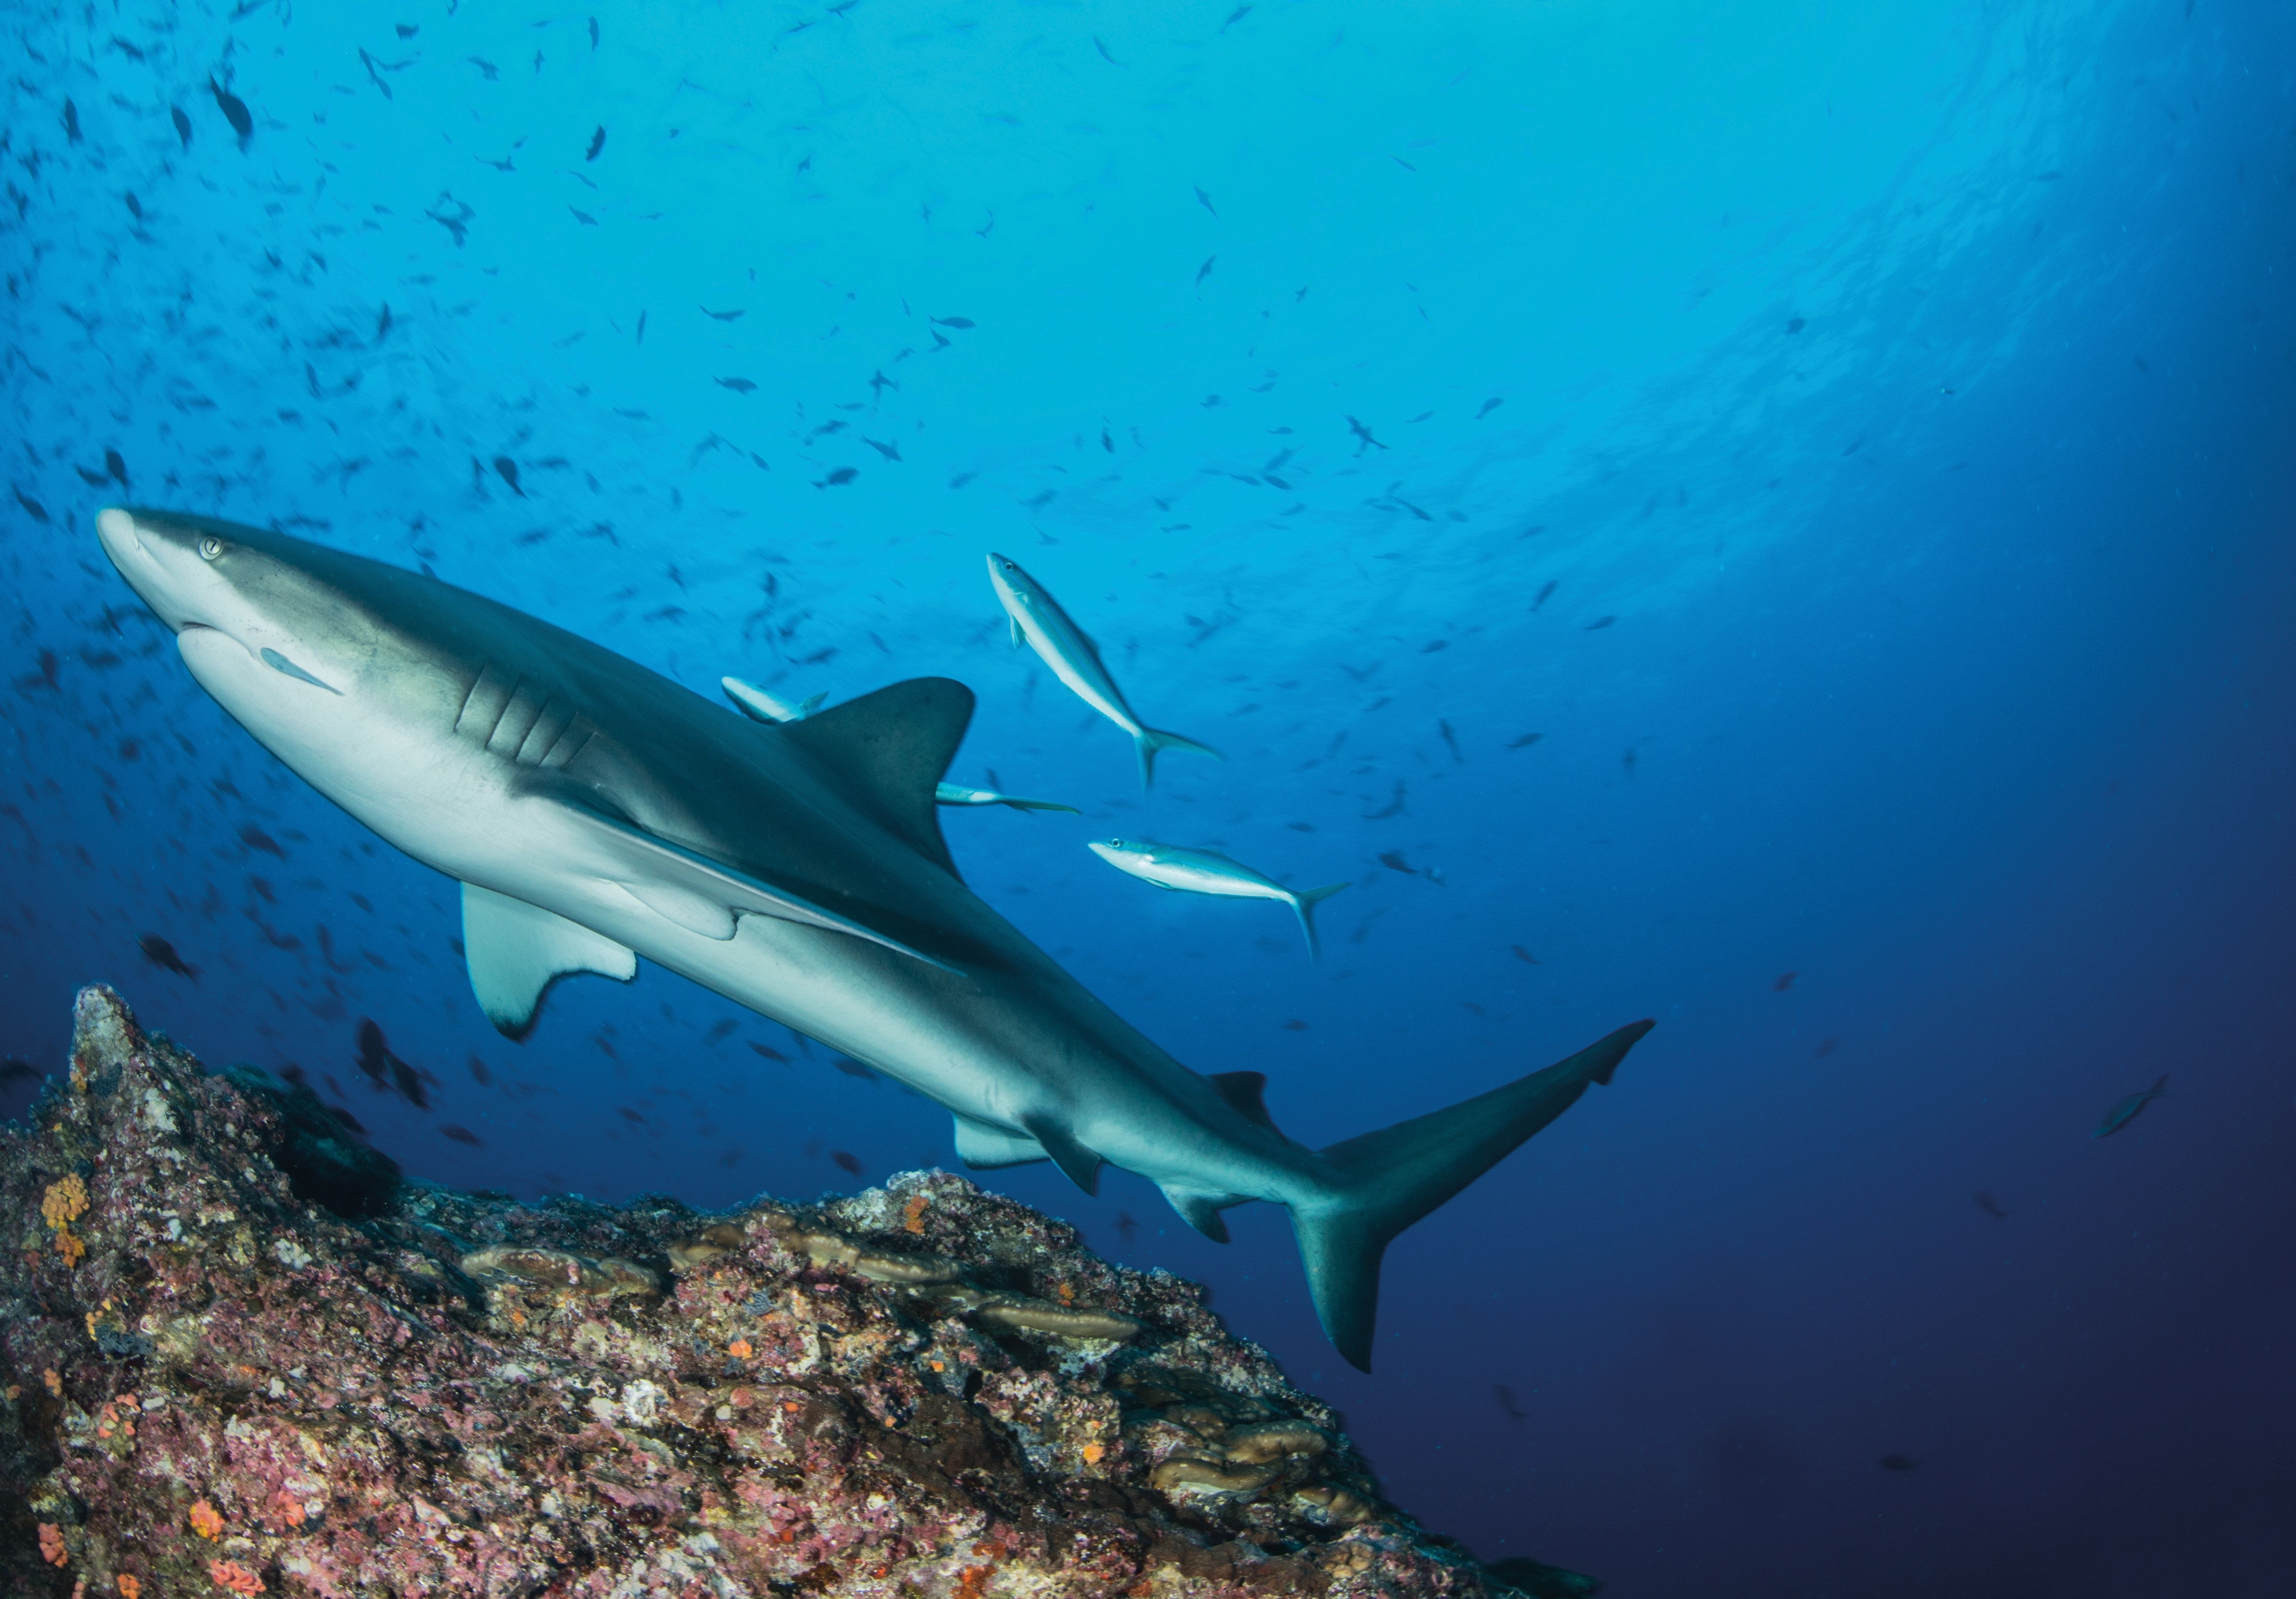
[95,507,1654,1370]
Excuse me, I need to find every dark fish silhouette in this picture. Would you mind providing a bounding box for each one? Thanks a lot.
[1879,1454,1919,1471]
[493,456,522,496]
[14,488,51,523]
[1476,398,1504,419]
[354,1018,392,1088]
[1115,1210,1138,1241]
[749,1042,790,1062]
[701,305,744,321]
[468,1057,493,1086]
[2094,1075,2166,1138]
[137,934,198,979]
[239,825,286,858]
[931,316,976,329]
[440,1124,483,1146]
[172,105,192,148]
[831,1150,863,1176]
[1773,972,1797,991]
[1346,415,1387,453]
[1195,256,1216,288]
[105,450,128,487]
[1438,719,1463,763]
[1365,779,1407,819]
[210,77,253,138]
[0,1057,40,1087]
[1974,1190,2008,1221]
[1378,851,1417,875]
[816,467,857,488]
[1493,1383,1527,1423]
[1585,615,1616,631]
[390,1057,428,1109]
[1511,945,1540,965]
[64,99,82,143]
[1507,732,1543,749]
[1813,1037,1839,1057]
[586,125,606,160]
[716,376,757,393]
[832,1057,876,1080]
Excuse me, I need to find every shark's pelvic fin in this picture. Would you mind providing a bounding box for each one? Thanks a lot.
[1208,1070,1279,1132]
[1292,1018,1656,1373]
[1021,1115,1103,1195]
[780,677,973,877]
[461,882,636,1041]
[1160,1185,1247,1243]
[951,1113,1049,1169]
[554,799,960,973]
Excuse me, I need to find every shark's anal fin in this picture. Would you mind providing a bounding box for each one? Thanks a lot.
[1021,1116,1103,1195]
[1209,1070,1279,1132]
[1160,1185,1246,1243]
[461,882,636,1041]
[952,1113,1048,1169]
[782,677,973,877]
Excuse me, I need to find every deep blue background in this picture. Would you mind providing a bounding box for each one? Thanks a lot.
[6,2,2294,1593]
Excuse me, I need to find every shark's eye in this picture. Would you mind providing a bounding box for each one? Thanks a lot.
[198,536,224,560]
[1109,838,1124,848]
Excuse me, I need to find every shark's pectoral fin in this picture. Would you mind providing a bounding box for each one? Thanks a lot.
[1209,1070,1281,1133]
[461,882,636,1041]
[779,677,973,878]
[1008,615,1025,648]
[1160,1185,1247,1244]
[1021,1116,1103,1195]
[952,1113,1048,1169]
[555,799,960,973]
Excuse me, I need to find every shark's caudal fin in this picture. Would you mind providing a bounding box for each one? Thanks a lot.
[1289,881,1350,961]
[1290,1018,1654,1371]
[1135,726,1222,789]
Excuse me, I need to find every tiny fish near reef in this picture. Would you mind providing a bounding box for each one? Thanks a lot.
[0,985,1600,1599]
[94,507,1656,1371]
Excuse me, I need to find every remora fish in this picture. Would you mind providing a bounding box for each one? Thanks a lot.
[726,678,1077,813]
[1089,837,1348,959]
[96,507,1654,1371]
[720,675,825,724]
[932,783,1079,815]
[2093,1074,2166,1138]
[986,553,1219,788]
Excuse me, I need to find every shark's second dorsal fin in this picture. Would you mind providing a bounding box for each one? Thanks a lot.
[1209,1070,1279,1132]
[780,677,973,877]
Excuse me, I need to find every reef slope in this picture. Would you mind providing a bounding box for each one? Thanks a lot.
[2,987,1597,1599]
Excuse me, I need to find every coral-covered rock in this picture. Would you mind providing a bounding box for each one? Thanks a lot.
[2,987,1587,1598]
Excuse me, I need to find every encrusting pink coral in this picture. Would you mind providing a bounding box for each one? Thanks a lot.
[0,987,1600,1599]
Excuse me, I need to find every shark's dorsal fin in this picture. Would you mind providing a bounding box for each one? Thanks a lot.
[779,677,972,877]
[461,882,636,1041]
[1208,1070,1278,1132]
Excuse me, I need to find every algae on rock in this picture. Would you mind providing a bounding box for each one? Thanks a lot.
[1,986,1597,1598]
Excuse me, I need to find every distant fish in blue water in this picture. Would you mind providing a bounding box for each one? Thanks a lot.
[1974,1190,2008,1220]
[934,782,1079,815]
[988,553,1218,788]
[137,934,197,979]
[171,105,191,148]
[209,77,252,139]
[1493,1383,1527,1423]
[2094,1075,2166,1138]
[1507,732,1543,749]
[1773,971,1797,991]
[1090,836,1348,959]
[586,125,606,160]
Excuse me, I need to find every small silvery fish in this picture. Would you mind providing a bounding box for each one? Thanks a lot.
[721,677,825,724]
[2093,1074,2166,1138]
[934,783,1078,815]
[1088,837,1347,959]
[987,553,1218,789]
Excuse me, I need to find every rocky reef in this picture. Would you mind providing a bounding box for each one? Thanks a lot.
[2,987,1599,1599]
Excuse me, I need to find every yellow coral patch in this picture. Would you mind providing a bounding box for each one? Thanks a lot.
[120,1576,142,1599]
[901,1194,929,1234]
[728,1339,754,1359]
[42,1173,89,1228]
[188,1498,224,1539]
[55,1227,85,1267]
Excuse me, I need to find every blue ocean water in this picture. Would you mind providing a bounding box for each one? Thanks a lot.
[7,0,2294,1592]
